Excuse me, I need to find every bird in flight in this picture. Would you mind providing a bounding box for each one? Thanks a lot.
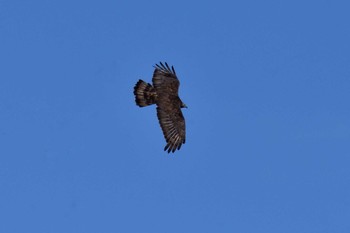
[133,62,187,153]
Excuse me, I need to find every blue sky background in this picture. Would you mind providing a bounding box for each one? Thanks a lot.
[1,0,350,232]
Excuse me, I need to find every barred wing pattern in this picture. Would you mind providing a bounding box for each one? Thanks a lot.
[152,63,186,153]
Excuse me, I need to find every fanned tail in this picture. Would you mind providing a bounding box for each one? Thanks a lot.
[133,79,157,107]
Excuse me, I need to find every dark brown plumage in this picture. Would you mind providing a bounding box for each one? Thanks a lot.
[133,62,187,153]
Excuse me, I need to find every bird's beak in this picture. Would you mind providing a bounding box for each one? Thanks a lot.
[182,104,188,108]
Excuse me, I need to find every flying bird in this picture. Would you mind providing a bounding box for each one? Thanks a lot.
[133,62,187,153]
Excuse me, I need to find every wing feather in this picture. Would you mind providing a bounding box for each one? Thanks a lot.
[152,62,186,153]
[152,62,179,96]
[157,106,186,153]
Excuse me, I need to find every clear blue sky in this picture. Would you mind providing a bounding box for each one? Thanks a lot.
[1,0,349,232]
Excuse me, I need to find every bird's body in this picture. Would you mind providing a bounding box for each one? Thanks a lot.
[133,62,187,153]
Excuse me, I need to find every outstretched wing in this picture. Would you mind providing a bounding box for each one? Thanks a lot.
[157,106,186,153]
[152,62,179,96]
[152,62,186,153]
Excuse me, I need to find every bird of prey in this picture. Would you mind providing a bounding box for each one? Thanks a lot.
[133,62,187,153]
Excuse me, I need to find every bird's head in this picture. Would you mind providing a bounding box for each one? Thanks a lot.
[181,102,188,108]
